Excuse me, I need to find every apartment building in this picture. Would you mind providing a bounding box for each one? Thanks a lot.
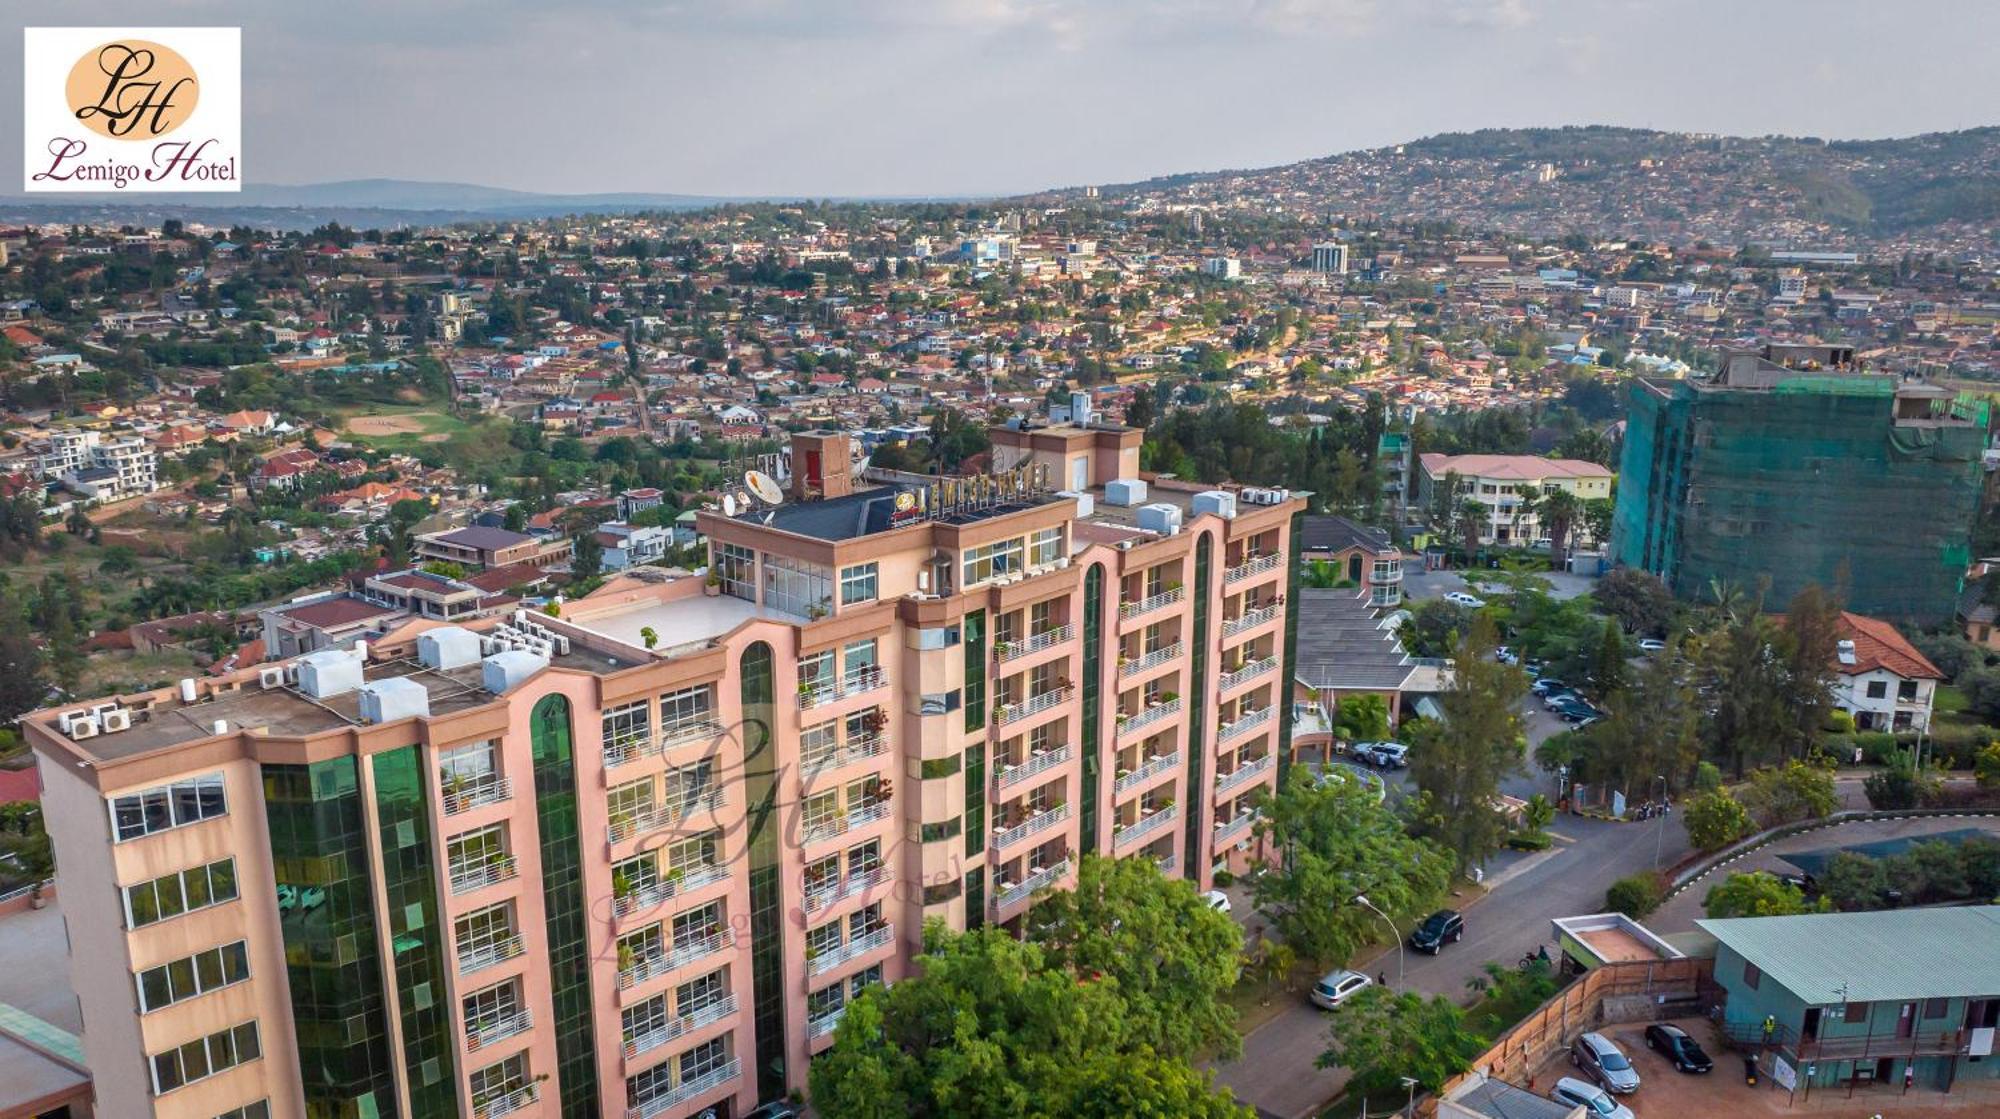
[416,526,574,572]
[41,428,160,502]
[26,422,1301,1119]
[1416,453,1613,548]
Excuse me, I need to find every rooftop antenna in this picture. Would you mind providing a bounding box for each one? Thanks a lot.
[721,493,738,517]
[745,469,784,507]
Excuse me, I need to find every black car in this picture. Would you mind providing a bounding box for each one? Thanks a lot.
[1644,1023,1714,1074]
[1407,909,1465,954]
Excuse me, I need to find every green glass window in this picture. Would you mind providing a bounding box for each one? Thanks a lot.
[373,745,457,1114]
[921,818,962,843]
[920,755,961,779]
[964,742,986,857]
[531,695,600,1119]
[963,608,987,733]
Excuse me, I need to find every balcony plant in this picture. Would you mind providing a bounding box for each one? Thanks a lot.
[617,942,635,972]
[613,870,633,900]
[703,570,722,596]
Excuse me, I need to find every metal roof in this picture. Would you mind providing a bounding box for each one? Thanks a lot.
[1292,587,1417,692]
[1697,906,2000,1004]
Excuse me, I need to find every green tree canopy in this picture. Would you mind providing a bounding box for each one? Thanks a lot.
[1317,985,1487,1098]
[1409,612,1528,873]
[1703,871,1826,918]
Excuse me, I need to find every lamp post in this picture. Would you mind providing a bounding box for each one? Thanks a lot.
[1355,892,1403,987]
[1652,774,1668,869]
[1401,1075,1420,1119]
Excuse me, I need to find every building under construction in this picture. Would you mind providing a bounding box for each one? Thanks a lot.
[1613,343,1988,625]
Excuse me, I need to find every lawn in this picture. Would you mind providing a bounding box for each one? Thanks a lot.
[334,404,477,452]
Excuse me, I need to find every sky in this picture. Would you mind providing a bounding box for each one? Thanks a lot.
[12,0,2000,198]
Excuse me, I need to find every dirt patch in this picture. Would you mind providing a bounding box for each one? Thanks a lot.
[419,432,451,443]
[345,414,429,437]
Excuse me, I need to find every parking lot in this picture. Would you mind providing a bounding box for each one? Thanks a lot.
[1527,1018,2000,1117]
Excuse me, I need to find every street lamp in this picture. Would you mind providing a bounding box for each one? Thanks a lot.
[1401,1075,1421,1118]
[1652,774,1668,869]
[1354,893,1403,987]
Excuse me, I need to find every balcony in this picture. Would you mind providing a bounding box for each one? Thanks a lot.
[802,733,888,777]
[1118,696,1182,737]
[803,865,887,915]
[1215,754,1275,797]
[996,624,1073,664]
[473,1083,538,1119]
[1221,604,1279,639]
[1114,751,1181,797]
[457,933,524,977]
[465,1008,532,1052]
[808,1007,846,1042]
[1119,642,1183,679]
[613,864,729,918]
[607,791,724,846]
[1154,853,1177,876]
[808,923,895,977]
[1114,804,1180,848]
[995,684,1073,727]
[1119,586,1185,620]
[802,799,891,845]
[627,1058,741,1119]
[994,743,1073,792]
[1225,553,1282,584]
[449,857,520,896]
[1372,564,1404,584]
[992,802,1072,849]
[442,774,510,816]
[623,994,737,1060]
[1214,808,1258,846]
[799,666,886,711]
[1219,705,1274,742]
[994,857,1070,912]
[618,930,729,990]
[603,732,661,770]
[1219,656,1278,693]
[1370,585,1403,609]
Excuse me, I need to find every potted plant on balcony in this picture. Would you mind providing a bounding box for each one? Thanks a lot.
[613,870,633,901]
[617,942,635,972]
[664,865,685,888]
[1115,711,1129,725]
[703,569,722,596]
[1161,690,1179,704]
[493,852,516,877]
[640,626,658,650]
[994,640,1012,659]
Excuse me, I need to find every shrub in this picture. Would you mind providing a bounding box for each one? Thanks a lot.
[1211,869,1236,888]
[1506,831,1554,851]
[1863,751,1943,810]
[1606,872,1664,918]
[1976,742,2000,790]
[1740,760,1838,827]
[1682,790,1755,852]
[1692,761,1723,793]
[1824,709,1856,734]
[1703,871,1821,918]
[1852,732,1899,766]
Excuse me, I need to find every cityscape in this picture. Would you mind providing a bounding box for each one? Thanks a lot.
[5,5,2000,1119]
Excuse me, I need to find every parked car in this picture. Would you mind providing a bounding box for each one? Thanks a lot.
[1645,1023,1714,1073]
[1637,638,1667,653]
[1443,591,1487,608]
[1572,1031,1641,1094]
[1309,968,1373,1010]
[1557,700,1602,724]
[1407,909,1464,954]
[745,1105,801,1119]
[1203,889,1232,914]
[1549,1077,1634,1119]
[1778,871,1819,897]
[1531,677,1566,696]
[1355,741,1408,769]
[1495,646,1518,665]
[1542,689,1581,710]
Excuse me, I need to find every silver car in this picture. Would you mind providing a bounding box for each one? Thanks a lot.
[1309,968,1372,1010]
[1550,1077,1633,1119]
[1572,1031,1641,1094]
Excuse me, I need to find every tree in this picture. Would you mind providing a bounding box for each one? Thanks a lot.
[1682,790,1755,852]
[1588,616,1626,698]
[1029,855,1243,1061]
[1331,693,1390,744]
[1697,601,1791,776]
[1821,851,1889,911]
[1976,741,2000,790]
[1521,793,1556,835]
[1739,759,1837,827]
[1408,613,1528,874]
[1703,871,1824,918]
[1863,749,1942,810]
[572,532,603,579]
[1775,584,1843,760]
[1605,872,1664,918]
[0,614,47,725]
[810,922,1249,1119]
[1531,486,1583,566]
[1252,771,1452,967]
[1579,652,1700,796]
[1317,985,1486,1098]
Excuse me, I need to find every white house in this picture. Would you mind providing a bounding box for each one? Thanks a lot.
[1824,612,1944,732]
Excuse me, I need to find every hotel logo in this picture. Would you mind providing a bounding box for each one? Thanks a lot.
[24,27,241,192]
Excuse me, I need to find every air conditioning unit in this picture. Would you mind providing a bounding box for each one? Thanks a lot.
[100,709,132,733]
[552,635,571,656]
[259,667,286,689]
[57,710,90,735]
[67,716,100,740]
[90,702,121,722]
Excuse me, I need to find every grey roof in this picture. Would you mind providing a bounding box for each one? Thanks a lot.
[1298,514,1395,555]
[431,525,536,551]
[1449,1078,1579,1119]
[1293,587,1417,692]
[1697,906,2000,1003]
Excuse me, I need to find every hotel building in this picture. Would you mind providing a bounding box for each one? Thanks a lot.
[26,418,1302,1119]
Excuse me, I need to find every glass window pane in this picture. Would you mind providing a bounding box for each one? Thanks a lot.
[222,941,250,983]
[153,1052,183,1093]
[155,874,185,918]
[197,775,226,819]
[196,948,225,991]
[182,865,212,909]
[114,796,145,841]
[233,1022,260,1062]
[178,1038,210,1081]
[128,882,159,927]
[140,966,172,1012]
[142,790,172,835]
[208,859,238,903]
[167,958,198,1000]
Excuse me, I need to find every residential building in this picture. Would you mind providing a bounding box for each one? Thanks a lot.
[1289,587,1420,754]
[1297,515,1402,608]
[260,592,410,658]
[1614,344,1985,625]
[597,523,673,572]
[1416,454,1613,548]
[1311,242,1348,275]
[1700,907,2000,1095]
[416,526,574,572]
[41,428,159,502]
[26,422,1301,1119]
[1202,257,1241,280]
[1822,611,1943,732]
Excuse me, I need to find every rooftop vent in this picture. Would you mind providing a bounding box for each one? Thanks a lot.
[1104,478,1148,507]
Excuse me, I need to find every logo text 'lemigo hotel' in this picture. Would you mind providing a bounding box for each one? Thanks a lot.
[23,27,240,192]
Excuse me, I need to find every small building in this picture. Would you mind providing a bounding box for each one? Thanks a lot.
[414,525,572,572]
[1298,515,1403,608]
[1416,453,1612,548]
[1822,611,1943,732]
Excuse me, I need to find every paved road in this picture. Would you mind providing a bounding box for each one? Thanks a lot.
[1401,564,1600,604]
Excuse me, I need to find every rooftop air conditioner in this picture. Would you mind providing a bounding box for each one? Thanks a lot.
[259,667,286,690]
[100,709,132,733]
[67,716,100,740]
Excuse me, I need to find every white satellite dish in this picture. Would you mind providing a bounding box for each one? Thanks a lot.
[745,469,784,506]
[721,493,738,517]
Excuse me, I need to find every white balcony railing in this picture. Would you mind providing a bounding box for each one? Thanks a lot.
[465,1008,532,1052]
[808,924,895,977]
[457,933,524,977]
[994,684,1073,726]
[1218,656,1278,693]
[608,719,727,768]
[607,791,725,846]
[618,930,729,990]
[992,802,1072,849]
[473,1083,538,1119]
[442,774,510,816]
[627,1058,742,1119]
[1118,696,1183,736]
[1155,853,1177,875]
[1225,552,1282,584]
[1119,586,1186,620]
[1221,604,1279,639]
[803,865,887,915]
[994,743,1073,791]
[799,666,887,711]
[449,858,520,896]
[613,864,729,918]
[996,624,1073,663]
[1114,751,1180,797]
[622,994,737,1059]
[808,1007,846,1041]
[1119,642,1183,679]
[1373,564,1404,584]
[1214,809,1259,845]
[802,733,888,777]
[1114,804,1180,848]
[994,857,1071,911]
[1219,705,1275,742]
[603,733,661,770]
[1215,754,1275,797]
[802,798,891,845]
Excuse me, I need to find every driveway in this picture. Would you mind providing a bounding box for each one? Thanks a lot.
[1402,565,1599,604]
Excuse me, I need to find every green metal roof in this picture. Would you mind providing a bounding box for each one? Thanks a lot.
[0,1002,85,1066]
[1697,906,2000,1005]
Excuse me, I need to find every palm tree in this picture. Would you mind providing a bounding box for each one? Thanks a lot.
[1456,498,1487,559]
[1532,487,1583,567]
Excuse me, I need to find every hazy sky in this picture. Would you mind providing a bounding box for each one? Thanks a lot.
[13,1,2000,197]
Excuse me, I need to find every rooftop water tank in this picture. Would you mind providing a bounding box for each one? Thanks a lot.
[1191,490,1237,520]
[1059,490,1095,519]
[482,649,549,694]
[1136,503,1183,535]
[418,626,483,671]
[298,649,363,700]
[1104,478,1148,507]
[358,677,431,724]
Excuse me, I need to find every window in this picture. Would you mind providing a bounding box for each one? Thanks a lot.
[1899,680,1920,701]
[672,901,724,949]
[1741,960,1761,990]
[602,700,651,753]
[680,1036,730,1081]
[842,639,879,681]
[807,980,844,1021]
[1866,680,1888,699]
[137,941,251,1012]
[469,1052,527,1106]
[666,830,721,876]
[1925,997,1951,1020]
[800,650,836,691]
[920,755,960,779]
[125,859,238,928]
[463,980,522,1035]
[921,818,961,842]
[608,778,655,831]
[148,1020,260,1095]
[446,825,509,887]
[763,554,832,617]
[848,902,883,938]
[801,719,840,769]
[677,968,727,1014]
[847,840,883,875]
[659,685,713,731]
[714,543,755,600]
[849,963,883,998]
[840,563,879,605]
[111,773,226,842]
[806,918,843,959]
[619,924,664,968]
[1029,527,1062,568]
[438,740,497,785]
[454,904,516,959]
[214,1103,271,1119]
[1845,1001,1870,1023]
[623,993,670,1044]
[664,761,716,814]
[614,852,660,893]
[961,538,1024,587]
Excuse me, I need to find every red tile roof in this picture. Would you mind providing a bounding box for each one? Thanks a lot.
[1836,611,1945,680]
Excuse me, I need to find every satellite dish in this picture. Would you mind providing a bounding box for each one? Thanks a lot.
[745,469,784,506]
[721,493,738,517]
